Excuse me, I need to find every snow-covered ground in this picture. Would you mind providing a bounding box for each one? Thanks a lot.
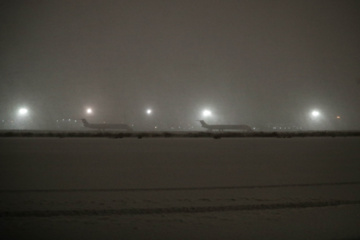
[1,137,360,239]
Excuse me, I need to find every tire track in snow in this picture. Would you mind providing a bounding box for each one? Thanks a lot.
[1,200,360,218]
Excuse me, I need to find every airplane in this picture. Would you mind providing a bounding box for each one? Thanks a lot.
[199,120,253,132]
[81,119,133,131]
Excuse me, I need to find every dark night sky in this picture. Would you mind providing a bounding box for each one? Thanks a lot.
[1,0,359,128]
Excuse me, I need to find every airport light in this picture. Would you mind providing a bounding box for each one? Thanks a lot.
[18,108,29,116]
[311,110,320,118]
[86,108,93,115]
[16,107,30,129]
[202,109,212,118]
[309,109,323,127]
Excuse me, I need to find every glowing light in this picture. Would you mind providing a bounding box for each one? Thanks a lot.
[146,109,152,115]
[336,116,341,119]
[18,108,28,116]
[86,108,93,114]
[202,109,212,117]
[311,110,320,118]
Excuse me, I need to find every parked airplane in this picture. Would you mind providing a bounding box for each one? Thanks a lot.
[81,119,133,131]
[199,120,253,132]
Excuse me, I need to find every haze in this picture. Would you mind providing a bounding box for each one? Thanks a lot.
[1,0,359,130]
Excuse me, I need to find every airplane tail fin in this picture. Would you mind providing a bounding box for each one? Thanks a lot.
[244,125,253,132]
[198,120,209,128]
[81,119,89,127]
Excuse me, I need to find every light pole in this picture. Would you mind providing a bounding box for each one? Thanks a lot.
[308,109,323,130]
[17,107,30,129]
[145,108,153,130]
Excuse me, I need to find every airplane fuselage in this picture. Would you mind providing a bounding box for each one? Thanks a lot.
[199,120,252,132]
[85,124,132,130]
[81,119,133,131]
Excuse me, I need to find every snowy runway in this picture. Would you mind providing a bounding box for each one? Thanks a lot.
[1,137,360,239]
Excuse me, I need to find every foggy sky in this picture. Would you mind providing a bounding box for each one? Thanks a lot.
[1,0,360,128]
